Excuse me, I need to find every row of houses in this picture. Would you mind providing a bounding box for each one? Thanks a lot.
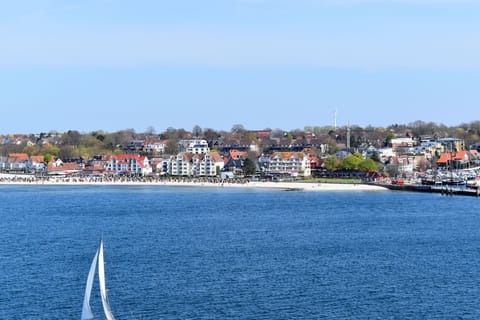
[2,137,479,179]
[0,150,314,178]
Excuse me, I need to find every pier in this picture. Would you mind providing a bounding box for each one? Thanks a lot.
[369,183,480,197]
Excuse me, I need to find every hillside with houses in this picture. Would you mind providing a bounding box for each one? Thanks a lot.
[1,121,480,185]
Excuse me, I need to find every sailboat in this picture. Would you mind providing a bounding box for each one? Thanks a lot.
[81,239,116,320]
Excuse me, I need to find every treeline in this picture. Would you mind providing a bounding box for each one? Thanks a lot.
[1,120,480,159]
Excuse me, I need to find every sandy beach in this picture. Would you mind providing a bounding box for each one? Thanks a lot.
[0,173,388,191]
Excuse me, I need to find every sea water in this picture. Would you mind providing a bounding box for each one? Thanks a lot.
[1,185,480,319]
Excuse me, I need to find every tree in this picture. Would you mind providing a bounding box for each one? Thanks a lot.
[164,139,178,155]
[386,163,400,178]
[231,124,246,134]
[203,128,220,141]
[23,145,39,156]
[358,158,377,172]
[324,156,340,172]
[370,151,381,163]
[192,125,203,138]
[341,154,363,170]
[242,158,257,176]
[416,157,429,172]
[385,132,395,147]
[61,130,82,146]
[41,145,60,157]
[59,146,75,159]
[103,130,133,151]
[145,126,156,136]
[44,153,53,163]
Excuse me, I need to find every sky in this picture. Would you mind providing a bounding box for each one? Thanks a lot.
[1,0,479,134]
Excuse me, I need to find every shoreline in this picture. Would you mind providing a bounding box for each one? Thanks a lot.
[0,174,388,191]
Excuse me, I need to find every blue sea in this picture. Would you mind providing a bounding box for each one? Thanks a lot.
[1,185,480,319]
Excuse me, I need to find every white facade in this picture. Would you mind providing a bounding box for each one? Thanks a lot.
[144,140,166,154]
[106,155,152,175]
[178,139,210,154]
[168,152,224,176]
[169,153,192,176]
[267,152,311,177]
[390,137,416,150]
[1,157,27,171]
[27,157,45,171]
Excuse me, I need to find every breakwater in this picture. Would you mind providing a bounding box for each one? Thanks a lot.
[370,183,480,197]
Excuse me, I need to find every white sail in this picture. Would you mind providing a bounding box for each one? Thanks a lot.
[81,248,99,320]
[98,240,116,320]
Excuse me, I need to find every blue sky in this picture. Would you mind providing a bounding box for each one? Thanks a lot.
[1,0,479,134]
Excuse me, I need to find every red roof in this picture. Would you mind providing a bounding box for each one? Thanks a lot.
[47,162,80,171]
[8,153,29,161]
[114,154,146,161]
[436,153,452,164]
[30,156,44,163]
[113,154,147,168]
[229,150,248,160]
[437,151,472,164]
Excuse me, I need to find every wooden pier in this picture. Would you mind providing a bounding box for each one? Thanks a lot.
[367,183,480,197]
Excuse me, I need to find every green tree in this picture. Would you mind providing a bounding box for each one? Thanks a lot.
[23,145,39,156]
[44,153,53,163]
[242,158,256,176]
[385,132,395,147]
[358,158,377,172]
[324,156,340,172]
[41,145,60,157]
[341,154,363,170]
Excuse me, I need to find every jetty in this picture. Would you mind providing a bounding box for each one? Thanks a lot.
[369,182,480,197]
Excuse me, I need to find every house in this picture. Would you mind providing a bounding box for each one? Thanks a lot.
[0,157,8,170]
[178,139,210,154]
[437,138,465,153]
[8,153,29,161]
[223,150,249,174]
[168,151,224,176]
[219,140,258,153]
[27,155,45,172]
[263,152,311,177]
[389,155,417,176]
[169,153,193,176]
[414,141,444,159]
[192,152,224,176]
[436,150,477,169]
[143,139,166,155]
[377,148,396,162]
[390,137,416,152]
[47,158,82,175]
[4,153,30,172]
[105,154,152,176]
[122,140,145,154]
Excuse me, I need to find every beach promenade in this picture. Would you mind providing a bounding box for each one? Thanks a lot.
[0,173,387,192]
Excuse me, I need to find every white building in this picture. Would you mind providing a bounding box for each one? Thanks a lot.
[106,154,152,175]
[390,137,416,151]
[144,139,166,155]
[27,156,46,172]
[178,139,210,154]
[168,152,224,176]
[265,152,311,177]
